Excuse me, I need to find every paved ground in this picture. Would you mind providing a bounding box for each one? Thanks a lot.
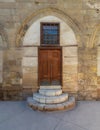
[0,101,100,130]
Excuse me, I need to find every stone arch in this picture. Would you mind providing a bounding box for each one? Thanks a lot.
[88,24,100,48]
[23,15,77,46]
[16,7,83,47]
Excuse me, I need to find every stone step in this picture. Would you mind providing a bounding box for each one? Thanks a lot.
[27,96,76,111]
[39,89,62,96]
[33,93,68,104]
[40,85,61,90]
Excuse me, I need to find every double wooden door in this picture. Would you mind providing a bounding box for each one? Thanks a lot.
[39,48,62,86]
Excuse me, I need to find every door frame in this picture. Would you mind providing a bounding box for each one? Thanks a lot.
[38,46,62,86]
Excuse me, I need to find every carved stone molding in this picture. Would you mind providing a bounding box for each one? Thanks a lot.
[88,24,100,48]
[0,23,8,49]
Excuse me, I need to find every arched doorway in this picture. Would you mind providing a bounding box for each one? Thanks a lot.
[22,15,78,93]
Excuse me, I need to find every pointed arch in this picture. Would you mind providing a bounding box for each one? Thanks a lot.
[16,7,83,47]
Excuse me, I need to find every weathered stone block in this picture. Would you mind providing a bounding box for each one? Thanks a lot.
[23,71,38,87]
[23,81,37,86]
[23,67,37,73]
[78,90,97,100]
[22,57,38,67]
[63,47,78,57]
[97,76,100,84]
[63,73,77,83]
[63,57,78,65]
[97,47,100,76]
[0,0,15,2]
[23,47,38,57]
[84,74,97,86]
[0,71,2,83]
[23,72,37,79]
[63,65,77,74]
[62,84,78,92]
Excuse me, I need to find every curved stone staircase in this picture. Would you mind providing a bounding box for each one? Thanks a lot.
[27,86,76,111]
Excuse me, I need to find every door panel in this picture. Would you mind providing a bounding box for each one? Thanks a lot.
[39,50,50,84]
[39,48,62,85]
[51,50,61,83]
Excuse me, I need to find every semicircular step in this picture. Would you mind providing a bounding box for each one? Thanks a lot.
[33,93,68,104]
[27,96,75,111]
[40,85,61,90]
[39,89,62,96]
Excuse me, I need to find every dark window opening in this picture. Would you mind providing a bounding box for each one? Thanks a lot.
[41,23,60,45]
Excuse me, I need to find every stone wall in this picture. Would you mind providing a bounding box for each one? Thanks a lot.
[22,48,38,89]
[62,47,78,93]
[78,48,97,100]
[0,0,100,100]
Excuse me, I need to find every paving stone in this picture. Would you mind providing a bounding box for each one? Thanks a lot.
[55,122,85,130]
[2,101,100,130]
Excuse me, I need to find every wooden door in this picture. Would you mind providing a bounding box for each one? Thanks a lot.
[39,48,62,85]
